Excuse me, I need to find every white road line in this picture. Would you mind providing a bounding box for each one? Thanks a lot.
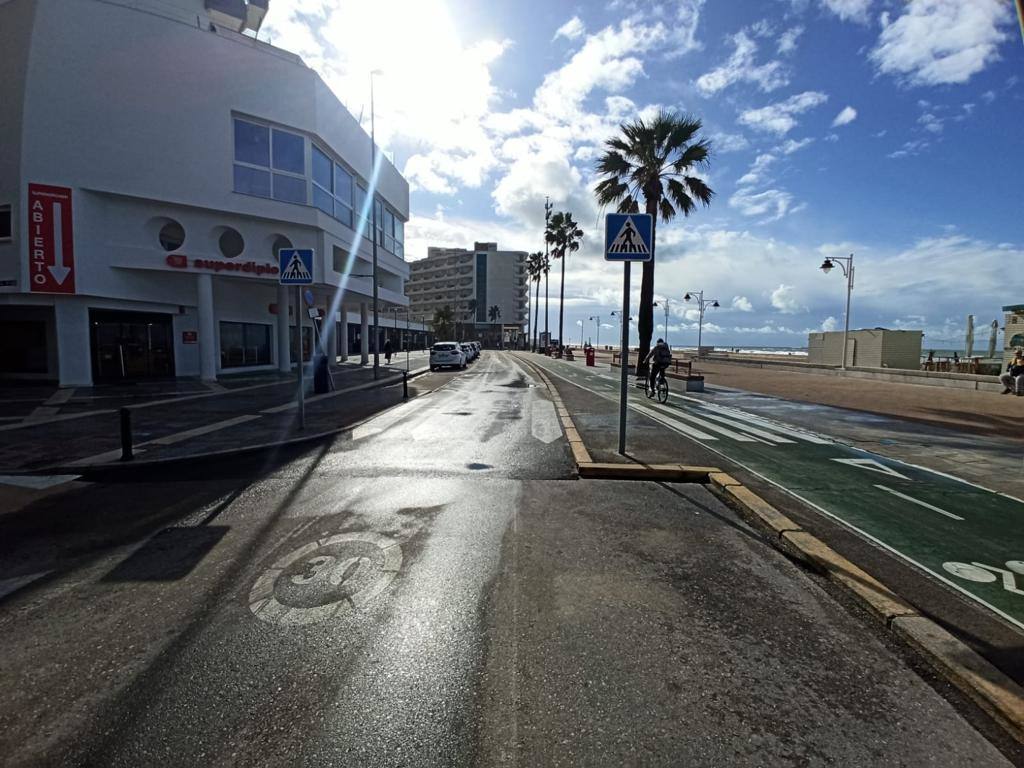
[0,409,114,433]
[0,571,52,601]
[631,403,718,440]
[148,414,262,446]
[0,474,81,489]
[685,408,796,444]
[682,398,833,444]
[874,484,965,521]
[641,402,759,442]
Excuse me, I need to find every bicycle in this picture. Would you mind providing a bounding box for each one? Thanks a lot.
[644,366,670,403]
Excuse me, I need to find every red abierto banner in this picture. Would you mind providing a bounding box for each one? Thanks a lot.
[28,183,76,294]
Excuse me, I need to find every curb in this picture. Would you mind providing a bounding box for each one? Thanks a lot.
[519,352,1024,745]
[44,369,431,479]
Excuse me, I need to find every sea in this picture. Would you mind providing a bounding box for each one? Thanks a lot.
[668,345,1003,363]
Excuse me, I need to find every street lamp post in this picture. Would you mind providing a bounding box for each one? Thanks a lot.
[370,69,382,380]
[683,291,720,358]
[653,299,670,347]
[820,253,854,369]
[589,315,600,348]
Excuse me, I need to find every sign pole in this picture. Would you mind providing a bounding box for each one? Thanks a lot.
[618,262,630,455]
[296,284,305,429]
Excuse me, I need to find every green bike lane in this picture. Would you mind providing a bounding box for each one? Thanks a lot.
[526,355,1024,634]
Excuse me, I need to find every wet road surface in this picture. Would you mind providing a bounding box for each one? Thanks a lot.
[0,352,1019,766]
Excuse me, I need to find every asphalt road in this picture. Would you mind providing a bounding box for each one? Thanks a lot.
[0,352,1019,766]
[526,355,1024,635]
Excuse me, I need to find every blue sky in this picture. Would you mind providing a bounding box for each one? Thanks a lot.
[264,0,1023,349]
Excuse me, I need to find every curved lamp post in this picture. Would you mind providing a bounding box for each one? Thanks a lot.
[820,253,854,369]
[683,291,719,357]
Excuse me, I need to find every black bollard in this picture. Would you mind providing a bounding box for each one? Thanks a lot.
[403,369,408,400]
[119,407,133,461]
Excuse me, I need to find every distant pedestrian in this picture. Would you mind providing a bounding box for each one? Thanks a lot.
[1000,350,1024,396]
[384,338,393,365]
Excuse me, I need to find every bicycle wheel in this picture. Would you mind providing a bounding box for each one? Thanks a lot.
[657,376,669,403]
[644,374,654,398]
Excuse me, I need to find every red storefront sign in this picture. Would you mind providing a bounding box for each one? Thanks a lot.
[165,254,279,277]
[182,331,198,344]
[28,183,76,294]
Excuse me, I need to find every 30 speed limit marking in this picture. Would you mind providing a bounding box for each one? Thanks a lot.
[249,532,402,626]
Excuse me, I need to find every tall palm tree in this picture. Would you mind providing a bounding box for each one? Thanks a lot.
[526,251,544,351]
[545,211,584,355]
[595,110,713,372]
[488,304,501,322]
[432,305,455,339]
[543,197,552,348]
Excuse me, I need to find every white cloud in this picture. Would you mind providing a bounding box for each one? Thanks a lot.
[870,0,1012,86]
[732,296,754,312]
[736,153,777,186]
[821,316,839,331]
[695,31,788,96]
[918,112,944,133]
[729,188,796,222]
[831,105,858,127]
[554,16,586,41]
[738,91,829,136]
[820,0,873,24]
[771,283,805,314]
[778,137,814,154]
[777,25,804,55]
[711,132,750,152]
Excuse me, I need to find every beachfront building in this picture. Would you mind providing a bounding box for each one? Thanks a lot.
[807,329,923,369]
[1005,304,1024,365]
[0,0,424,385]
[406,243,529,347]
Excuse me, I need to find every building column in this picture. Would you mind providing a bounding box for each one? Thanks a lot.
[197,273,217,382]
[276,283,291,372]
[338,304,348,362]
[360,302,369,365]
[54,298,92,387]
[321,311,336,367]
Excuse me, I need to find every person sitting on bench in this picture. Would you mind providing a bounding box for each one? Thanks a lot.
[1000,350,1024,396]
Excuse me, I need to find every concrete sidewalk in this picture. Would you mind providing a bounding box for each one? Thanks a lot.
[0,357,432,472]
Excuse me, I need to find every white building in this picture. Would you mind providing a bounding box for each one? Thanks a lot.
[0,0,422,386]
[407,243,528,347]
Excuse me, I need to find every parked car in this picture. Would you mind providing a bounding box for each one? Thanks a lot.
[430,342,466,371]
[472,342,481,358]
[461,342,476,362]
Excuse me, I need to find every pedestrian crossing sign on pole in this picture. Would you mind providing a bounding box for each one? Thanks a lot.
[605,213,653,262]
[279,248,314,285]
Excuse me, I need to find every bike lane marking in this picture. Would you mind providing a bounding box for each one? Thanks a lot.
[528,356,1024,631]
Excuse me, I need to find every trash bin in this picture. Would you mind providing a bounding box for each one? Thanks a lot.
[586,347,596,367]
[313,354,330,394]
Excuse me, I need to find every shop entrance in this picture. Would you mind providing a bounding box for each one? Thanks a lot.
[90,310,175,380]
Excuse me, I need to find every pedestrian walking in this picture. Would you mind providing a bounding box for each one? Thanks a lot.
[384,338,393,365]
[1000,350,1024,396]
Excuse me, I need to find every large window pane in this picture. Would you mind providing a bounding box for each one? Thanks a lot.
[395,219,404,244]
[220,322,245,368]
[272,173,306,204]
[221,322,271,367]
[313,185,334,216]
[384,209,395,237]
[334,202,352,228]
[312,145,332,191]
[334,165,353,208]
[234,119,269,166]
[375,199,384,243]
[234,165,271,197]
[246,324,271,365]
[272,128,304,174]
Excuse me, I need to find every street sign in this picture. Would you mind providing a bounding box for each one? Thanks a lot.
[604,213,652,262]
[279,248,314,285]
[27,183,76,294]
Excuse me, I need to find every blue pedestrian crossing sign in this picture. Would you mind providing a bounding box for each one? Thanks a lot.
[605,213,653,262]
[279,248,314,285]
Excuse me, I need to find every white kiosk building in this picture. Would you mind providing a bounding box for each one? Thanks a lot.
[0,0,419,385]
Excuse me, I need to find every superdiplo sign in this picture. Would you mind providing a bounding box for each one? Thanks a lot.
[165,253,280,278]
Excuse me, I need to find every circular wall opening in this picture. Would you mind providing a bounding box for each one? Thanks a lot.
[218,228,244,258]
[158,220,185,251]
[272,235,293,257]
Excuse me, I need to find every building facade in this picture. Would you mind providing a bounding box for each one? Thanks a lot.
[807,329,923,369]
[1005,304,1024,365]
[0,0,423,386]
[407,243,528,347]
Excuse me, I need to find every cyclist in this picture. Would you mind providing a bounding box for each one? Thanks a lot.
[644,338,672,394]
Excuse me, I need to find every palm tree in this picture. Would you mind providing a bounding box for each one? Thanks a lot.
[488,304,501,322]
[545,211,584,355]
[462,298,478,341]
[432,305,455,339]
[543,197,552,348]
[595,110,713,371]
[526,251,544,351]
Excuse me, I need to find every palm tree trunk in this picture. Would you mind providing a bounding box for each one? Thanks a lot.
[558,255,566,355]
[637,197,659,375]
[544,272,549,346]
[532,279,541,352]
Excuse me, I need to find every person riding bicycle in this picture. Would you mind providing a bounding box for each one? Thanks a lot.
[644,338,672,392]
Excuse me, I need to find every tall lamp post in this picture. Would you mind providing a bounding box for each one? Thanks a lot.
[653,299,670,347]
[683,291,719,358]
[370,69,382,380]
[820,253,854,369]
[589,315,601,348]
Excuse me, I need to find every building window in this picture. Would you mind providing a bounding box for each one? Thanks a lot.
[158,220,185,251]
[354,183,368,236]
[233,118,306,204]
[219,228,244,258]
[375,199,384,247]
[383,209,395,254]
[394,218,404,259]
[0,204,11,241]
[334,164,353,227]
[312,145,354,227]
[219,322,271,368]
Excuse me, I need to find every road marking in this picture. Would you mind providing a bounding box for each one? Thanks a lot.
[874,485,964,521]
[972,563,1024,596]
[833,458,910,480]
[943,562,996,582]
[687,402,833,444]
[682,409,796,444]
[148,414,262,445]
[0,571,52,601]
[530,398,561,444]
[0,474,80,489]
[249,532,402,626]
[631,402,718,440]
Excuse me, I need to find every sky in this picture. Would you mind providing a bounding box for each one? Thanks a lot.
[261,0,1023,350]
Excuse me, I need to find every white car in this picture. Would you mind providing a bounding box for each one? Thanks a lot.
[430,341,466,371]
[460,342,476,362]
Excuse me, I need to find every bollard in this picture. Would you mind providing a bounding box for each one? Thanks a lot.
[403,369,409,399]
[119,407,133,462]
